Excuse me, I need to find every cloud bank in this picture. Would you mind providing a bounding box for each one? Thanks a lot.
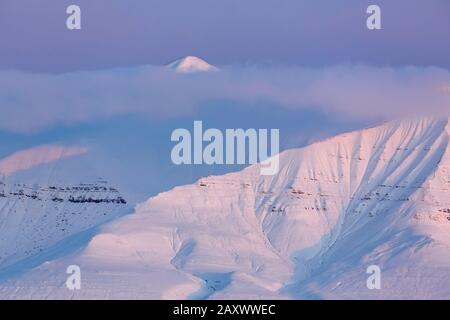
[0,65,449,133]
[0,145,87,176]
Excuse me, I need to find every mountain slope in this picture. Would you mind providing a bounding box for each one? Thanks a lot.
[1,117,450,299]
[0,145,130,271]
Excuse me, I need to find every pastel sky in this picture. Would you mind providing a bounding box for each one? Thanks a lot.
[0,1,449,200]
[1,0,449,72]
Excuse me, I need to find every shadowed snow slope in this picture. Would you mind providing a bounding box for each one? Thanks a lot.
[0,146,130,271]
[1,117,450,299]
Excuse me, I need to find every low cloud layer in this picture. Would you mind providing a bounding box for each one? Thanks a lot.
[0,65,449,133]
[0,145,87,176]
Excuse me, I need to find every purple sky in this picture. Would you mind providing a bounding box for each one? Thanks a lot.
[1,0,449,73]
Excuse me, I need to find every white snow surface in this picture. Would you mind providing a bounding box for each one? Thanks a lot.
[166,56,219,74]
[1,117,450,299]
[0,146,129,272]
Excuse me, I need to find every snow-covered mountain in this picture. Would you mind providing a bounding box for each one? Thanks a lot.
[0,145,130,271]
[1,117,450,299]
[166,56,219,74]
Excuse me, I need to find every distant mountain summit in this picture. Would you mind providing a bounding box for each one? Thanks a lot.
[166,56,219,73]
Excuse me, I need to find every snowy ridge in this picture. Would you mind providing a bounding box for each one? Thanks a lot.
[1,117,450,299]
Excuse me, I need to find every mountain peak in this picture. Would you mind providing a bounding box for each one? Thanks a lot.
[2,117,450,299]
[166,56,219,74]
